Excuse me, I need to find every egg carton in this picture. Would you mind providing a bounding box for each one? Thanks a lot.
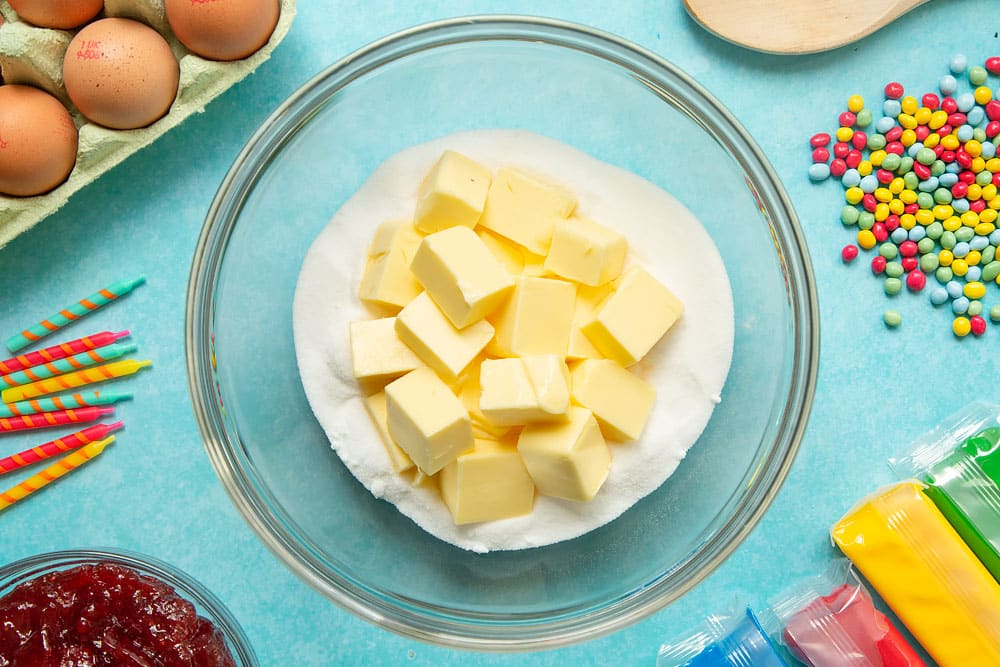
[0,0,297,249]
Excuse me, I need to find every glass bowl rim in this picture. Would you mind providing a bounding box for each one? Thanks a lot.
[185,14,819,651]
[0,547,259,666]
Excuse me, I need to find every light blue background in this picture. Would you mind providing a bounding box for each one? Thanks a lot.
[0,1,996,664]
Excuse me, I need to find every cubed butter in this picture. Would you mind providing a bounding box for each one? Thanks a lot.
[385,367,473,475]
[544,216,627,286]
[439,439,536,525]
[517,406,611,502]
[491,276,576,357]
[478,167,577,255]
[479,355,570,425]
[358,220,424,312]
[567,283,613,361]
[349,317,423,389]
[363,391,415,473]
[453,360,512,439]
[410,226,515,329]
[414,150,492,233]
[395,292,494,381]
[581,266,683,366]
[570,359,655,442]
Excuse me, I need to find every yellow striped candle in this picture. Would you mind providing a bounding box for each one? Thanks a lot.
[0,436,113,511]
[1,359,151,403]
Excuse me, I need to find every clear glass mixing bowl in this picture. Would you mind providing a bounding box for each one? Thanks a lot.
[186,16,818,650]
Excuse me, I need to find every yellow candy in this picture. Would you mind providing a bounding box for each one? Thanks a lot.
[961,211,980,227]
[898,113,917,130]
[983,209,999,224]
[923,132,940,149]
[976,222,997,236]
[965,140,983,158]
[914,209,935,225]
[967,184,983,201]
[975,86,993,105]
[986,157,1000,173]
[870,150,887,167]
[992,198,1000,210]
[971,157,986,173]
[848,94,865,113]
[874,187,893,203]
[982,184,997,202]
[943,216,962,232]
[874,203,890,222]
[900,213,916,230]
[932,204,953,220]
[889,178,905,195]
[845,187,864,205]
[966,250,982,267]
[889,199,905,215]
[858,161,873,177]
[857,229,877,249]
[836,127,854,142]
[941,134,960,150]
[899,189,917,204]
[900,95,918,115]
[952,259,969,277]
[939,249,954,267]
[953,317,971,337]
[914,107,932,126]
[900,129,916,147]
[929,110,949,130]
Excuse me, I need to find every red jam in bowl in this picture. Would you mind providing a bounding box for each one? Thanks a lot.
[0,562,237,666]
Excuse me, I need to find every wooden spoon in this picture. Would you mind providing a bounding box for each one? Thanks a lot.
[684,0,927,55]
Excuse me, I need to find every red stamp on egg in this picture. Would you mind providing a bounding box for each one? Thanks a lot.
[76,40,102,60]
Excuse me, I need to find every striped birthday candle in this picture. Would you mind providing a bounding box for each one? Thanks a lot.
[0,330,129,374]
[6,277,145,352]
[0,390,132,419]
[0,422,123,475]
[1,359,151,403]
[0,406,114,433]
[0,342,138,387]
[0,436,114,511]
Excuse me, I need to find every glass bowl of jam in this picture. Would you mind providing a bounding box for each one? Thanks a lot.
[0,548,257,666]
[186,16,818,650]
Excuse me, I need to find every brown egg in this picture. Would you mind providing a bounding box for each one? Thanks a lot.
[9,0,104,30]
[63,18,179,130]
[0,84,78,197]
[165,0,279,62]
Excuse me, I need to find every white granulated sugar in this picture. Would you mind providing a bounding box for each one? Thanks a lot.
[292,130,734,553]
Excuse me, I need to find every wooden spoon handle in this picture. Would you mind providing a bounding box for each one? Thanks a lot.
[684,0,928,55]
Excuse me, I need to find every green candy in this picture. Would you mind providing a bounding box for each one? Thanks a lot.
[918,237,936,255]
[973,127,986,143]
[976,171,993,186]
[991,305,1000,323]
[983,246,996,264]
[882,153,901,171]
[880,242,899,259]
[926,221,944,239]
[897,157,914,175]
[936,266,954,283]
[886,261,904,278]
[968,301,983,317]
[857,108,873,127]
[917,192,935,209]
[941,231,957,249]
[970,66,988,85]
[917,148,936,165]
[983,261,1000,283]
[955,227,975,243]
[934,188,953,204]
[858,212,875,230]
[868,134,886,150]
[884,309,902,327]
[903,171,919,190]
[841,205,860,226]
[884,277,903,295]
[930,160,946,177]
[919,252,939,272]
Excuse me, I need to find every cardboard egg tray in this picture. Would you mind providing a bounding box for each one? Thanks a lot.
[0,0,297,249]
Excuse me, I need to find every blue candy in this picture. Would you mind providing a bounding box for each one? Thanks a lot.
[957,124,974,142]
[952,241,970,258]
[950,54,968,74]
[952,296,970,315]
[883,99,902,117]
[876,116,896,133]
[953,198,970,213]
[971,235,990,251]
[841,169,861,188]
[982,142,997,159]
[930,287,949,305]
[891,228,909,244]
[968,107,985,126]
[808,163,830,182]
[946,280,964,298]
[956,93,976,113]
[859,174,879,193]
[966,266,982,282]
[939,173,959,187]
[939,74,958,95]
[909,226,926,242]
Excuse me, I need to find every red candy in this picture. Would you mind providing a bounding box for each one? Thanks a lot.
[986,56,1000,75]
[852,131,868,150]
[913,162,931,180]
[833,142,851,159]
[842,244,859,262]
[971,316,987,336]
[862,193,877,212]
[921,93,940,110]
[914,125,930,142]
[830,158,847,177]
[948,112,967,127]
[872,222,888,242]
[971,199,986,213]
[906,270,926,291]
[937,124,953,136]
[960,169,976,184]
[904,203,920,215]
[871,255,887,274]
[985,100,1000,122]
[932,143,945,157]
[884,82,904,99]
[876,169,895,184]
[952,182,968,198]
[885,214,900,231]
[899,240,918,257]
[810,132,831,147]
[942,97,958,114]
[941,149,956,163]
[987,121,1000,138]
[901,256,918,273]
[813,147,830,163]
[885,126,903,142]
[957,151,973,169]
[993,172,1000,188]
[839,111,857,127]
[846,150,862,168]
[885,141,904,155]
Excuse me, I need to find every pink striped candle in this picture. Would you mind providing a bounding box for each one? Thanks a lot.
[0,422,123,475]
[0,406,114,433]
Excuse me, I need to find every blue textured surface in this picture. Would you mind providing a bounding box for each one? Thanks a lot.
[0,2,996,664]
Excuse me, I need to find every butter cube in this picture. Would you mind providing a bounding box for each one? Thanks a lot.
[385,367,473,475]
[570,359,655,442]
[363,391,415,473]
[477,228,524,276]
[395,292,494,381]
[491,277,576,357]
[544,216,627,286]
[439,439,536,525]
[410,226,515,329]
[358,220,424,312]
[479,167,577,255]
[349,317,423,389]
[567,283,613,361]
[414,151,492,233]
[453,360,512,439]
[479,355,570,425]
[581,266,683,366]
[517,406,611,502]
